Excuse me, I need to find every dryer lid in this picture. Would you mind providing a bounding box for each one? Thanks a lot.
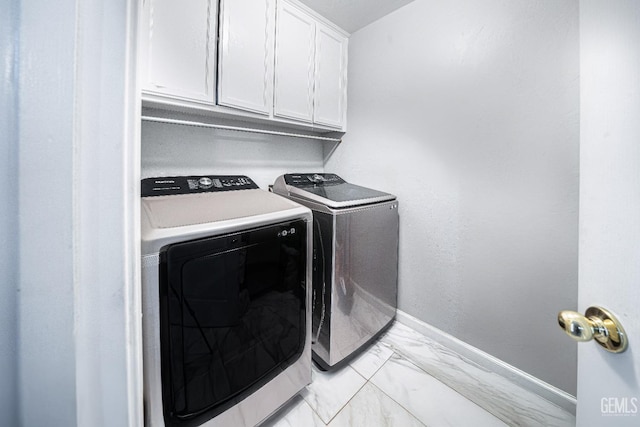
[140,175,312,255]
[142,189,302,229]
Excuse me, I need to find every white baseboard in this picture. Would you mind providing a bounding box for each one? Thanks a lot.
[395,310,577,415]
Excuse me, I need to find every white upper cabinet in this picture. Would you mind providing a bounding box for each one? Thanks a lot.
[314,23,348,129]
[273,1,316,122]
[139,0,347,131]
[140,0,217,104]
[274,0,348,130]
[217,0,275,115]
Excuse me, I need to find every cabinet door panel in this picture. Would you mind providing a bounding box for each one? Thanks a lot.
[314,24,347,129]
[218,0,274,115]
[273,1,315,122]
[142,0,216,103]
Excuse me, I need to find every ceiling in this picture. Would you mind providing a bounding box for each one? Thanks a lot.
[297,0,417,33]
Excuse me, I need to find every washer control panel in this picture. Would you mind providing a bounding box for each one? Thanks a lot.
[142,175,258,197]
[284,173,345,187]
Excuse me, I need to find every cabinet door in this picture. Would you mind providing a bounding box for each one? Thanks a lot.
[218,0,275,115]
[140,0,217,104]
[273,1,315,122]
[313,23,348,129]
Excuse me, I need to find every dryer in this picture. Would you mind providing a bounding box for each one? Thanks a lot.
[272,173,399,369]
[141,175,312,427]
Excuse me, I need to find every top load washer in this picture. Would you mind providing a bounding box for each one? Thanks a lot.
[272,173,399,369]
[141,175,312,427]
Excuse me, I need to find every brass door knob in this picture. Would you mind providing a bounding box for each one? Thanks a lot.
[558,306,628,353]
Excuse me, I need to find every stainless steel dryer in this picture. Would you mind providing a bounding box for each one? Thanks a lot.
[272,173,398,369]
[141,175,312,427]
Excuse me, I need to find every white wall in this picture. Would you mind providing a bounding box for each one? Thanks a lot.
[0,0,18,424]
[17,1,141,425]
[18,1,78,424]
[141,119,326,187]
[325,0,580,394]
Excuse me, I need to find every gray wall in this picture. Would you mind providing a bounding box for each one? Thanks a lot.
[141,119,326,186]
[0,0,19,424]
[325,0,579,394]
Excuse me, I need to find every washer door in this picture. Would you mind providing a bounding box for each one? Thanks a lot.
[159,219,307,426]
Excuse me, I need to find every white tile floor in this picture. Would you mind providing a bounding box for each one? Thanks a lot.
[261,323,509,427]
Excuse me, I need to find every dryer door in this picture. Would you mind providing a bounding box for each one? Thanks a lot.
[159,219,307,426]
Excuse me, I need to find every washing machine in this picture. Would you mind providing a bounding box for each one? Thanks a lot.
[141,175,312,427]
[272,173,398,369]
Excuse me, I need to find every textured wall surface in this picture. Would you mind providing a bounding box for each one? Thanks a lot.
[142,120,325,188]
[325,0,579,394]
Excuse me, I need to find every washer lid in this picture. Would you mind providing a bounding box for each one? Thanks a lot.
[276,173,396,208]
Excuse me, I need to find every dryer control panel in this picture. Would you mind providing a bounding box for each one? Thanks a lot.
[142,175,258,197]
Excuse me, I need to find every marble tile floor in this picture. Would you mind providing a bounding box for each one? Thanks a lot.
[261,321,574,427]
